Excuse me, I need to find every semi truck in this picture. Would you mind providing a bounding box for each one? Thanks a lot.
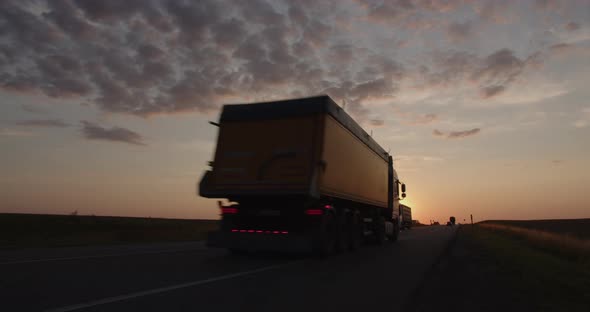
[399,204,412,230]
[199,95,406,255]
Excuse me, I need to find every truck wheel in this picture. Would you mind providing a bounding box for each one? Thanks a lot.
[313,212,336,257]
[375,216,386,245]
[388,219,399,243]
[335,211,348,253]
[347,211,361,251]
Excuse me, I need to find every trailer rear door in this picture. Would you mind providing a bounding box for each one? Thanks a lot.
[208,115,318,194]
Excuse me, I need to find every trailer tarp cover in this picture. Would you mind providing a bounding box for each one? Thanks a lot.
[220,95,388,161]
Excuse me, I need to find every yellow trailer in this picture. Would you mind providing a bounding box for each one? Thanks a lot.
[200,96,406,255]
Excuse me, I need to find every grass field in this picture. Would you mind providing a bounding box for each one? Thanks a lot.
[473,223,589,303]
[0,213,219,249]
[479,221,590,263]
[481,219,590,240]
[413,221,590,312]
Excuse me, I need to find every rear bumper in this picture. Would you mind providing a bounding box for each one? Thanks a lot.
[207,231,313,253]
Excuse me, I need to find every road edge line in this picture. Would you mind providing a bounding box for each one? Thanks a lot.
[44,262,293,312]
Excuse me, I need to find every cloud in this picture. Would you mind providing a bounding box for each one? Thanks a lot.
[80,121,146,145]
[370,119,385,126]
[394,108,439,125]
[411,113,439,125]
[356,0,463,26]
[416,48,543,101]
[471,49,527,97]
[573,107,590,128]
[480,85,505,98]
[433,129,445,137]
[365,1,413,23]
[136,44,165,61]
[534,0,561,10]
[433,128,481,139]
[0,0,584,120]
[565,22,580,32]
[0,128,36,137]
[15,119,69,127]
[20,104,48,114]
[447,20,473,42]
[476,1,510,24]
[549,43,575,54]
[0,0,310,116]
[448,128,480,138]
[43,1,98,41]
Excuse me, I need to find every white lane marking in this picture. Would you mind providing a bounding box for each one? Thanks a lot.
[45,262,293,312]
[0,247,209,265]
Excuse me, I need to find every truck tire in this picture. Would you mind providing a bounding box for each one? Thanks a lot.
[375,216,386,245]
[388,219,399,243]
[313,212,336,257]
[347,210,361,251]
[334,210,348,253]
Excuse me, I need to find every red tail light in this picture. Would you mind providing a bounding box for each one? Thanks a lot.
[305,209,323,215]
[221,207,238,214]
[230,229,289,234]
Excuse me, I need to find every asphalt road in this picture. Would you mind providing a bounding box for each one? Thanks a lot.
[0,226,457,312]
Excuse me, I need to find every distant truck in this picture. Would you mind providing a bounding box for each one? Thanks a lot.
[399,204,412,230]
[200,96,407,255]
[448,216,456,226]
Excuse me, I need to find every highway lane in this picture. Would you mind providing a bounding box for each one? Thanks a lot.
[0,225,457,312]
[0,241,210,265]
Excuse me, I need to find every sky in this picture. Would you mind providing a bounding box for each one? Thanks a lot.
[1,0,589,223]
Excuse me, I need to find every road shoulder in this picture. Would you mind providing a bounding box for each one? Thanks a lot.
[409,225,524,312]
[407,225,590,312]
